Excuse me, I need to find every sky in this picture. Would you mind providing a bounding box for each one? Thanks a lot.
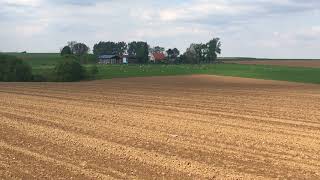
[0,0,319,58]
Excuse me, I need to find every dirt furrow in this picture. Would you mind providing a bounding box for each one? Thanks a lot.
[1,75,320,179]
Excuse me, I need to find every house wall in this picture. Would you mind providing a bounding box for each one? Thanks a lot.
[123,57,128,64]
[149,53,155,62]
[99,58,122,64]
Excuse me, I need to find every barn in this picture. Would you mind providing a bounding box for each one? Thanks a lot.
[98,55,122,64]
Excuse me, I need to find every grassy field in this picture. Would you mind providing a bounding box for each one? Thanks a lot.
[94,64,320,84]
[6,53,64,67]
[5,53,320,84]
[30,63,320,84]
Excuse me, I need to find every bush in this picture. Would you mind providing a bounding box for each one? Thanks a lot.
[61,46,72,56]
[0,53,32,82]
[53,58,85,82]
[87,65,99,79]
[62,54,78,60]
[81,54,98,64]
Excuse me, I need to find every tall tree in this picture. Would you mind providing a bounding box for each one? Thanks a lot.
[166,48,180,63]
[128,41,149,64]
[182,45,198,64]
[93,41,116,55]
[67,41,77,54]
[73,43,89,56]
[117,41,128,55]
[192,43,206,64]
[172,48,180,57]
[93,41,127,56]
[206,38,222,63]
[150,46,165,53]
[181,38,222,64]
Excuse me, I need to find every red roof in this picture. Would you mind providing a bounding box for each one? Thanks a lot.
[153,52,166,61]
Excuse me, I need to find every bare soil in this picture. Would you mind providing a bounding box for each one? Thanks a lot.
[228,60,320,68]
[1,75,320,179]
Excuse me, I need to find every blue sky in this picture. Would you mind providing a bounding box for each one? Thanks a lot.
[0,0,320,58]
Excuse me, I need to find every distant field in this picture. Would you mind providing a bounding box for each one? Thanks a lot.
[3,53,320,84]
[6,53,63,67]
[93,64,320,84]
[226,60,320,68]
[29,63,320,85]
[9,53,320,69]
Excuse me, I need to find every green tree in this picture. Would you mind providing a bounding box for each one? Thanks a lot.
[60,46,72,56]
[117,41,128,55]
[181,44,199,64]
[73,43,89,57]
[166,49,174,63]
[150,46,165,53]
[128,41,149,64]
[206,38,222,63]
[181,38,222,64]
[193,43,207,63]
[93,41,116,55]
[67,41,77,54]
[166,48,180,63]
[0,54,32,82]
[172,48,180,57]
[53,57,85,82]
[93,41,127,56]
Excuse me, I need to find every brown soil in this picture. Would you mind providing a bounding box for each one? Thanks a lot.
[228,60,320,68]
[1,75,320,179]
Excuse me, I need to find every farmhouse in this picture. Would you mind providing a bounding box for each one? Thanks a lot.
[98,55,121,64]
[149,52,166,63]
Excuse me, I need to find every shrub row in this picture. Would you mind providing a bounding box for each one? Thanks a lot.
[0,54,32,81]
[0,53,98,82]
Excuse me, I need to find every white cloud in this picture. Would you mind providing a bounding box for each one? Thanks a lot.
[0,0,320,58]
[0,0,42,6]
[159,0,260,22]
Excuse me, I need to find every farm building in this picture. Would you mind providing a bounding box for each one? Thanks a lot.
[122,54,129,64]
[98,54,130,64]
[98,55,121,64]
[149,52,166,63]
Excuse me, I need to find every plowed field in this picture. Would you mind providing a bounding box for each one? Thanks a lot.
[228,60,320,68]
[1,75,320,179]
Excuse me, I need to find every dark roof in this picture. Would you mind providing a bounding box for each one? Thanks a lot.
[98,55,119,59]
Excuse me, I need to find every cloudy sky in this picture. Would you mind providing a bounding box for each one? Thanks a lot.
[0,0,319,58]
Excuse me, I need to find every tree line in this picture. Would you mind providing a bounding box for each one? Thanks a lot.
[0,53,98,82]
[60,37,222,64]
[0,37,221,82]
[180,38,222,64]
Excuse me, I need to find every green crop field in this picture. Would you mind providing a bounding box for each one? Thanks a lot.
[6,53,63,67]
[92,64,320,84]
[4,53,320,84]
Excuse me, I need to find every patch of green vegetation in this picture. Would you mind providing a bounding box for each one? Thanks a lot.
[0,53,32,82]
[6,53,63,67]
[94,64,203,79]
[94,64,320,84]
[4,53,97,81]
[28,63,320,84]
[4,53,320,84]
[204,64,320,84]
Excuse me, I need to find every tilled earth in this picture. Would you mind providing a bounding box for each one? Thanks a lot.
[0,75,320,179]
